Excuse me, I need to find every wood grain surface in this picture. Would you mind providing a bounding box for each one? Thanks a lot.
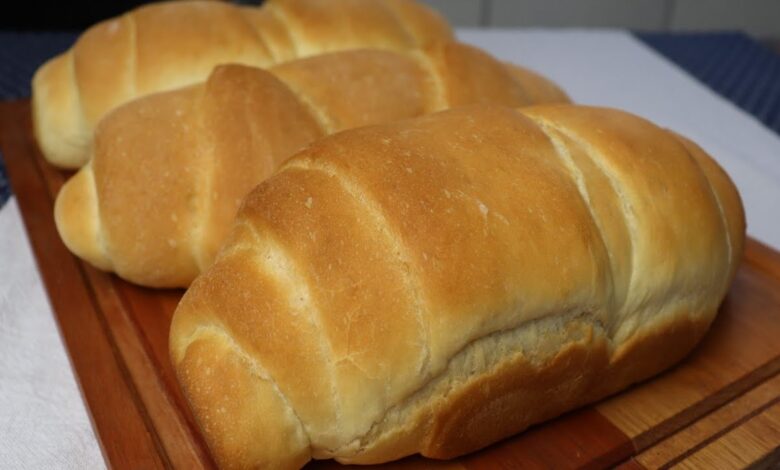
[2,100,779,469]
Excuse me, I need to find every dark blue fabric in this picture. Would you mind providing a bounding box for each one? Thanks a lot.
[0,32,77,100]
[0,32,77,208]
[636,32,780,136]
[0,150,8,207]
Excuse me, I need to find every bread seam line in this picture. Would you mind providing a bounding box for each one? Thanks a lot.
[281,159,432,378]
[241,222,345,432]
[182,323,312,447]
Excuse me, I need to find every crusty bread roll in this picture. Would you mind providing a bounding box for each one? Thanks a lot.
[32,0,452,168]
[54,43,569,288]
[169,105,744,469]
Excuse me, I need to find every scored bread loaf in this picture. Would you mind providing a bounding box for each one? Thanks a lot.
[32,0,452,168]
[54,43,569,288]
[169,104,744,469]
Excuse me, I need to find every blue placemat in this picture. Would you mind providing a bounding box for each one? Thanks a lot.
[1,31,779,209]
[0,32,77,208]
[0,32,77,100]
[636,32,780,136]
[0,150,8,207]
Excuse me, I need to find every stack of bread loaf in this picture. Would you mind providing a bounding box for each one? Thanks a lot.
[33,0,745,468]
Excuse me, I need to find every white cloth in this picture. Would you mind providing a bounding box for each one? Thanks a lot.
[1,30,779,467]
[0,198,104,469]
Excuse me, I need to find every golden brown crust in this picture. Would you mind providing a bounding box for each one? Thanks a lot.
[425,43,531,108]
[56,46,569,287]
[421,306,711,461]
[242,167,427,450]
[422,322,610,459]
[270,49,428,133]
[32,54,88,168]
[271,0,425,55]
[176,330,310,469]
[33,0,454,168]
[196,65,324,270]
[519,105,732,342]
[170,105,744,467]
[131,2,273,95]
[70,13,136,127]
[670,133,746,285]
[90,84,204,286]
[53,162,110,271]
[336,315,611,464]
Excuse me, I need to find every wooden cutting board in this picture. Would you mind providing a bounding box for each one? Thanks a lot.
[2,100,779,469]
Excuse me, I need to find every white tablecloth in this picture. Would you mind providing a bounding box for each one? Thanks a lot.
[1,29,779,468]
[0,199,104,469]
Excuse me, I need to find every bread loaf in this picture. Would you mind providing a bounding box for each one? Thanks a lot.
[32,0,452,168]
[54,43,569,288]
[169,104,744,469]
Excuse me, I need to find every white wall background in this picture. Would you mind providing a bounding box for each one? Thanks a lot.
[420,0,780,37]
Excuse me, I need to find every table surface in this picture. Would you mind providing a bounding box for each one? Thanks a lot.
[1,29,780,469]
